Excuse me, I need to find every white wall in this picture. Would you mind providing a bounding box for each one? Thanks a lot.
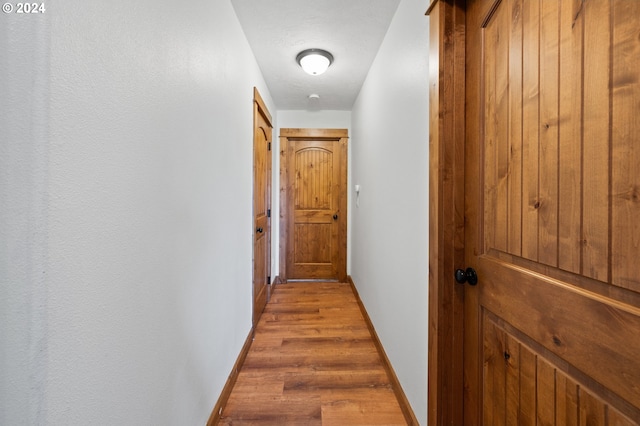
[277,110,351,129]
[0,0,274,424]
[350,0,430,423]
[273,110,352,277]
[0,12,50,426]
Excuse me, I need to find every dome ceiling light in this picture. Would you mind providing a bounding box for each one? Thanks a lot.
[296,49,334,76]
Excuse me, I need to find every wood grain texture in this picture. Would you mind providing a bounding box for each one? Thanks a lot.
[494,1,510,256]
[520,0,540,262]
[253,88,272,327]
[427,5,442,425]
[536,357,555,426]
[477,0,640,293]
[507,0,524,257]
[555,373,579,426]
[280,130,347,281]
[504,334,520,425]
[482,314,638,426]
[217,282,410,425]
[477,0,638,290]
[463,0,488,422]
[582,0,610,282]
[253,87,272,127]
[465,0,640,423]
[611,0,640,292]
[482,320,506,426]
[479,255,640,421]
[519,343,537,426]
[484,3,500,254]
[426,1,467,425]
[538,0,559,267]
[280,128,348,139]
[557,0,583,274]
[434,0,640,422]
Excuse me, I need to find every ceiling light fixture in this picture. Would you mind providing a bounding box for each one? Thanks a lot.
[296,49,334,76]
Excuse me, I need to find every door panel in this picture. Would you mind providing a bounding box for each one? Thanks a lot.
[483,313,636,426]
[253,88,272,327]
[294,223,331,263]
[291,142,339,279]
[465,0,640,424]
[280,129,347,281]
[479,0,640,289]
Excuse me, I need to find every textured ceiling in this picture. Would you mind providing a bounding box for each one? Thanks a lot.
[231,0,401,110]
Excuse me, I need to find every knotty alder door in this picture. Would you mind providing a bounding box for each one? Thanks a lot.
[253,88,272,327]
[464,0,640,424]
[280,129,347,281]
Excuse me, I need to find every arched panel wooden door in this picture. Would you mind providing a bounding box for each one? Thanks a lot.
[279,128,347,282]
[463,0,640,424]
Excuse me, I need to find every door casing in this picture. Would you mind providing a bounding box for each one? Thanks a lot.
[426,1,466,424]
[252,87,272,328]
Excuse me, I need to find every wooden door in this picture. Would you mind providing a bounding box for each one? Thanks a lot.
[253,88,272,327]
[462,0,640,424]
[279,128,347,282]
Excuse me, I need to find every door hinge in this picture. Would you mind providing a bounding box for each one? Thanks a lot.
[267,209,271,218]
[268,142,271,151]
[267,276,271,285]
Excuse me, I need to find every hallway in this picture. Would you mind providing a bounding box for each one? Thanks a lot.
[217,282,410,425]
[1,0,429,423]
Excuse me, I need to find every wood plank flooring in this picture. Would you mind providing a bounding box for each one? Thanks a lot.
[217,282,408,425]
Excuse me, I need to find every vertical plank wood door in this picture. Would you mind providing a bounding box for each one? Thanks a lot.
[464,0,640,424]
[253,88,272,327]
[280,129,347,282]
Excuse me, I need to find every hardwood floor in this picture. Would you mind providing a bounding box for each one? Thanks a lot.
[217,282,409,425]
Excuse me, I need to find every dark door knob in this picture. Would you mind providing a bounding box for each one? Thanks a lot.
[256,227,263,233]
[454,267,478,286]
[333,214,338,220]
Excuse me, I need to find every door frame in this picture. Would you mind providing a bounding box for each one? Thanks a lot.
[279,128,348,282]
[252,87,273,328]
[426,1,467,425]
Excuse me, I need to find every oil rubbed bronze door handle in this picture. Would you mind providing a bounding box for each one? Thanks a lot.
[256,227,263,233]
[333,214,338,220]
